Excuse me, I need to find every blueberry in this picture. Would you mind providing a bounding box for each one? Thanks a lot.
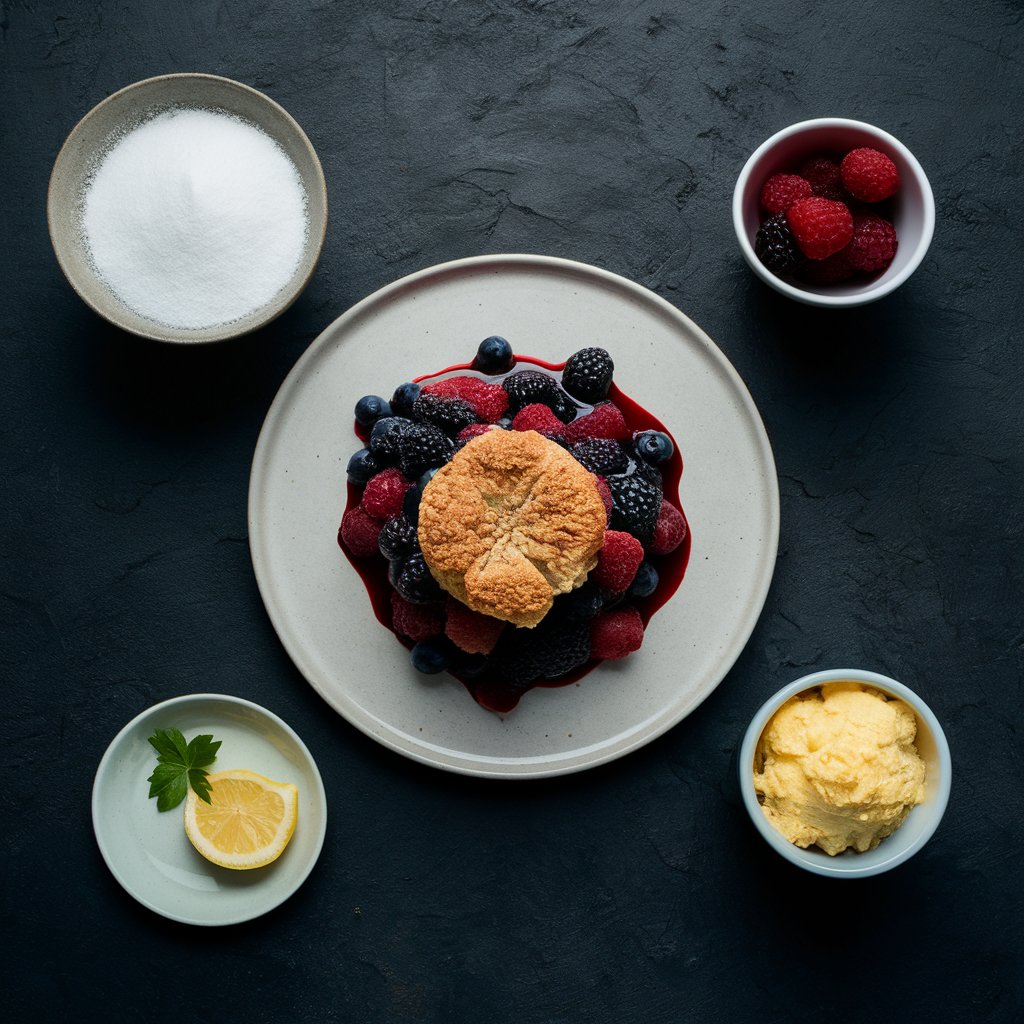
[346,448,378,484]
[391,382,421,418]
[417,467,440,491]
[402,485,421,525]
[630,561,659,598]
[411,639,450,674]
[399,466,439,527]
[448,650,489,679]
[474,335,514,374]
[496,416,513,430]
[634,430,674,465]
[354,394,392,427]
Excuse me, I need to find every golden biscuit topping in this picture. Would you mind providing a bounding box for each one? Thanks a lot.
[418,430,607,627]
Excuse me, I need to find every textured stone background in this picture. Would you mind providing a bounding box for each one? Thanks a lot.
[2,1,1022,1021]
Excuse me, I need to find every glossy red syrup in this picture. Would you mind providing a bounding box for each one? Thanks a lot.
[340,355,691,712]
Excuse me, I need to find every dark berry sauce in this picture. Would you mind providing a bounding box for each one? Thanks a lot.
[340,355,691,713]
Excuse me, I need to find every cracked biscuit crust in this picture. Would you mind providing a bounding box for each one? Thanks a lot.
[418,430,607,628]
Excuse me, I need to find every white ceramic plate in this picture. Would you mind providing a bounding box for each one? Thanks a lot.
[92,693,327,925]
[249,254,779,778]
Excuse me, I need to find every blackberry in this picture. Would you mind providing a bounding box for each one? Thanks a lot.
[570,438,630,476]
[607,473,662,546]
[378,514,420,560]
[502,370,577,423]
[369,416,412,464]
[391,552,443,604]
[562,347,614,403]
[755,213,806,276]
[550,583,604,623]
[412,392,478,435]
[630,457,663,488]
[397,422,455,479]
[493,616,592,686]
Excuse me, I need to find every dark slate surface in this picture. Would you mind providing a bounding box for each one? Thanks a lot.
[3,1,1022,1021]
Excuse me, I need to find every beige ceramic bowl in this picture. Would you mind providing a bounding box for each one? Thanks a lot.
[47,73,328,343]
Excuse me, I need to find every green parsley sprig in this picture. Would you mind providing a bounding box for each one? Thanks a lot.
[146,727,221,811]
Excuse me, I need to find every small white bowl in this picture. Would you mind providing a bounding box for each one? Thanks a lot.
[732,118,935,307]
[739,669,951,878]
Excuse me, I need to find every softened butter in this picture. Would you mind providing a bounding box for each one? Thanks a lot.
[753,682,926,855]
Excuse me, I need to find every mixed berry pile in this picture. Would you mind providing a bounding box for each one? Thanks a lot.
[337,336,690,712]
[755,146,900,286]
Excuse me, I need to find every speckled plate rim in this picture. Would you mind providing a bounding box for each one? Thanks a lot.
[248,254,780,778]
[92,693,327,925]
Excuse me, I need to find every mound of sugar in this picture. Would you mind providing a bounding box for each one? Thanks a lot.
[82,107,308,330]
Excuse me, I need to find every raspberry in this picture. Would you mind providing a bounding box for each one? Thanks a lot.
[759,173,812,215]
[755,214,806,276]
[649,500,688,555]
[607,473,662,547]
[570,438,630,475]
[397,422,455,479]
[421,377,509,422]
[503,370,577,422]
[456,423,494,448]
[592,530,644,593]
[840,147,899,202]
[590,607,644,660]
[800,247,856,285]
[786,197,854,260]
[564,401,629,443]
[511,403,566,436]
[390,592,444,642]
[445,599,505,654]
[561,347,614,403]
[847,212,898,273]
[797,155,844,199]
[339,506,383,558]
[594,476,613,522]
[412,392,478,435]
[362,467,412,521]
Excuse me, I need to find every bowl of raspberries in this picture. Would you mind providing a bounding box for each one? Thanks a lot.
[733,118,934,307]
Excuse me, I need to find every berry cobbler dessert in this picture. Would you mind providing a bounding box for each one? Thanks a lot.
[337,337,690,712]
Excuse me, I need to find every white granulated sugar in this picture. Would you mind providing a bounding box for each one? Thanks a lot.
[82,107,308,330]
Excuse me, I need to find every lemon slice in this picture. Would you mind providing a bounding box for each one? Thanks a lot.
[184,769,298,870]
